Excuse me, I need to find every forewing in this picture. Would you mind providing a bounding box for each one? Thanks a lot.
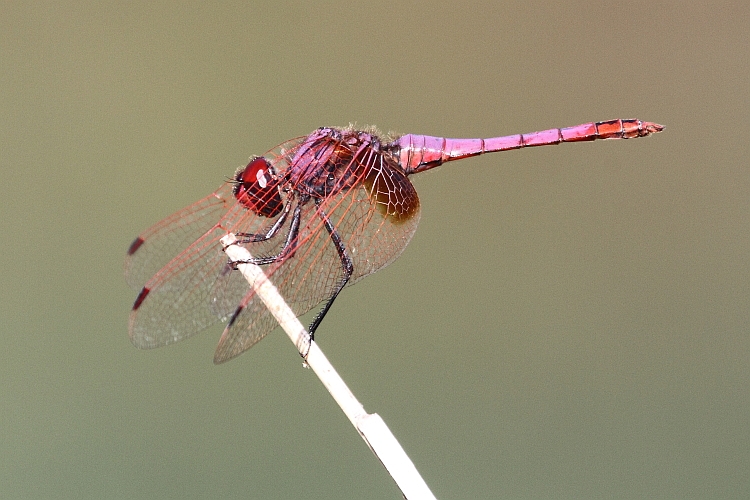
[124,182,235,290]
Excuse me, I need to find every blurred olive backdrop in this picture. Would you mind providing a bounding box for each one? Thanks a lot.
[1,1,748,499]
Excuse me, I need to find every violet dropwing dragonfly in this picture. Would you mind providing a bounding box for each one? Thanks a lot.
[125,119,663,363]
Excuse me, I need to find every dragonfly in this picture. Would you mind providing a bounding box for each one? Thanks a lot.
[125,118,663,364]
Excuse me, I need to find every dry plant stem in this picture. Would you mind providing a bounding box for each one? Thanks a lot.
[220,233,436,500]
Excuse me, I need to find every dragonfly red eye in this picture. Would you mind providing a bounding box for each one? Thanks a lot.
[233,157,283,217]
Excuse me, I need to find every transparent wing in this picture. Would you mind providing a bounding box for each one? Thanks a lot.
[124,182,235,291]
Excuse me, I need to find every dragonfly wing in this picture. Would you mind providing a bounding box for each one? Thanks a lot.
[128,195,289,349]
[124,182,235,290]
[128,224,234,349]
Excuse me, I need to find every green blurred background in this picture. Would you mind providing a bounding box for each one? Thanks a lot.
[1,1,748,498]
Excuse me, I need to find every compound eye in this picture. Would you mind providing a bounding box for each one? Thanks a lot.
[233,157,283,217]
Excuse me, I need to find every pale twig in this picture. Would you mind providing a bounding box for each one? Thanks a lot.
[220,234,436,500]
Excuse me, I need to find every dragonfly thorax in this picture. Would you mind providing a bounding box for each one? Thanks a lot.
[287,127,386,200]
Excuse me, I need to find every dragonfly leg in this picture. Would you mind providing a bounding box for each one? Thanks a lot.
[306,202,354,341]
[229,200,303,267]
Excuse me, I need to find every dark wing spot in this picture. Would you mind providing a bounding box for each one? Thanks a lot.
[227,304,244,328]
[127,236,145,256]
[132,287,151,310]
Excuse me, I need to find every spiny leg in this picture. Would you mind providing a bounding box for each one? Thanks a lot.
[307,201,354,342]
[229,200,304,267]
